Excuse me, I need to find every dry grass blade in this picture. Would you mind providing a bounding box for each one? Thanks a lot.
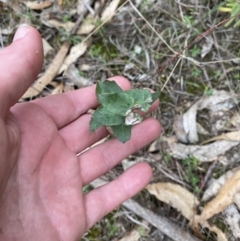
[22,42,70,99]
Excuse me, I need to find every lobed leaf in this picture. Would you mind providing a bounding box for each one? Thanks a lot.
[96,80,122,95]
[98,92,134,115]
[111,123,132,143]
[90,80,160,142]
[90,107,124,132]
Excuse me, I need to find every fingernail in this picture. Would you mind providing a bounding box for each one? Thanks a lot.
[13,24,30,42]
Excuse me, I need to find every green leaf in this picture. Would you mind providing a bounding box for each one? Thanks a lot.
[98,92,134,115]
[90,107,124,132]
[89,80,160,143]
[125,89,160,111]
[151,91,160,103]
[111,124,132,143]
[96,80,122,95]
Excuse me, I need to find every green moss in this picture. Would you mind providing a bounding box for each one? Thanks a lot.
[83,211,118,240]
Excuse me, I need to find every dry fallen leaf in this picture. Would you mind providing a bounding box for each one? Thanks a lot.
[59,40,90,74]
[148,139,160,152]
[51,82,64,95]
[230,111,240,128]
[233,193,240,209]
[166,139,239,162]
[42,38,53,57]
[146,182,199,222]
[118,221,149,241]
[25,1,52,10]
[202,167,239,201]
[183,90,237,143]
[224,204,240,239]
[46,19,75,32]
[202,130,240,144]
[173,114,189,143]
[193,221,228,241]
[198,169,240,221]
[101,0,120,23]
[22,42,70,99]
[118,229,140,241]
[63,64,93,87]
[201,36,213,59]
[77,15,97,35]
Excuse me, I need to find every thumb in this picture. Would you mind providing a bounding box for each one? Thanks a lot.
[0,24,43,116]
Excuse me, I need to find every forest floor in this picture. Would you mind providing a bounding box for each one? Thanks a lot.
[1,0,240,240]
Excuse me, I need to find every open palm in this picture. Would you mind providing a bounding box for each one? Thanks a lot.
[0,25,161,241]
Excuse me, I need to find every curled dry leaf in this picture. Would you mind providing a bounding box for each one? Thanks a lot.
[25,1,52,10]
[59,40,90,74]
[77,15,97,35]
[63,64,93,88]
[202,167,240,201]
[193,221,228,241]
[42,38,53,57]
[166,138,239,162]
[118,221,149,241]
[183,89,237,143]
[101,0,120,23]
[198,169,240,221]
[46,19,75,32]
[146,182,199,222]
[201,36,213,59]
[173,114,189,143]
[22,42,70,99]
[148,139,160,152]
[173,115,210,143]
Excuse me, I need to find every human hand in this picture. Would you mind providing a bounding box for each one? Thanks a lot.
[0,25,161,240]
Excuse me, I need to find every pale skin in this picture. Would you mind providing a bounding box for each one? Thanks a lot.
[0,25,161,240]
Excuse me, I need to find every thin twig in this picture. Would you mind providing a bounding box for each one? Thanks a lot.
[122,199,202,241]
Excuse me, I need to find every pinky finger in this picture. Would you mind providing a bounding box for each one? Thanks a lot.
[83,162,152,229]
